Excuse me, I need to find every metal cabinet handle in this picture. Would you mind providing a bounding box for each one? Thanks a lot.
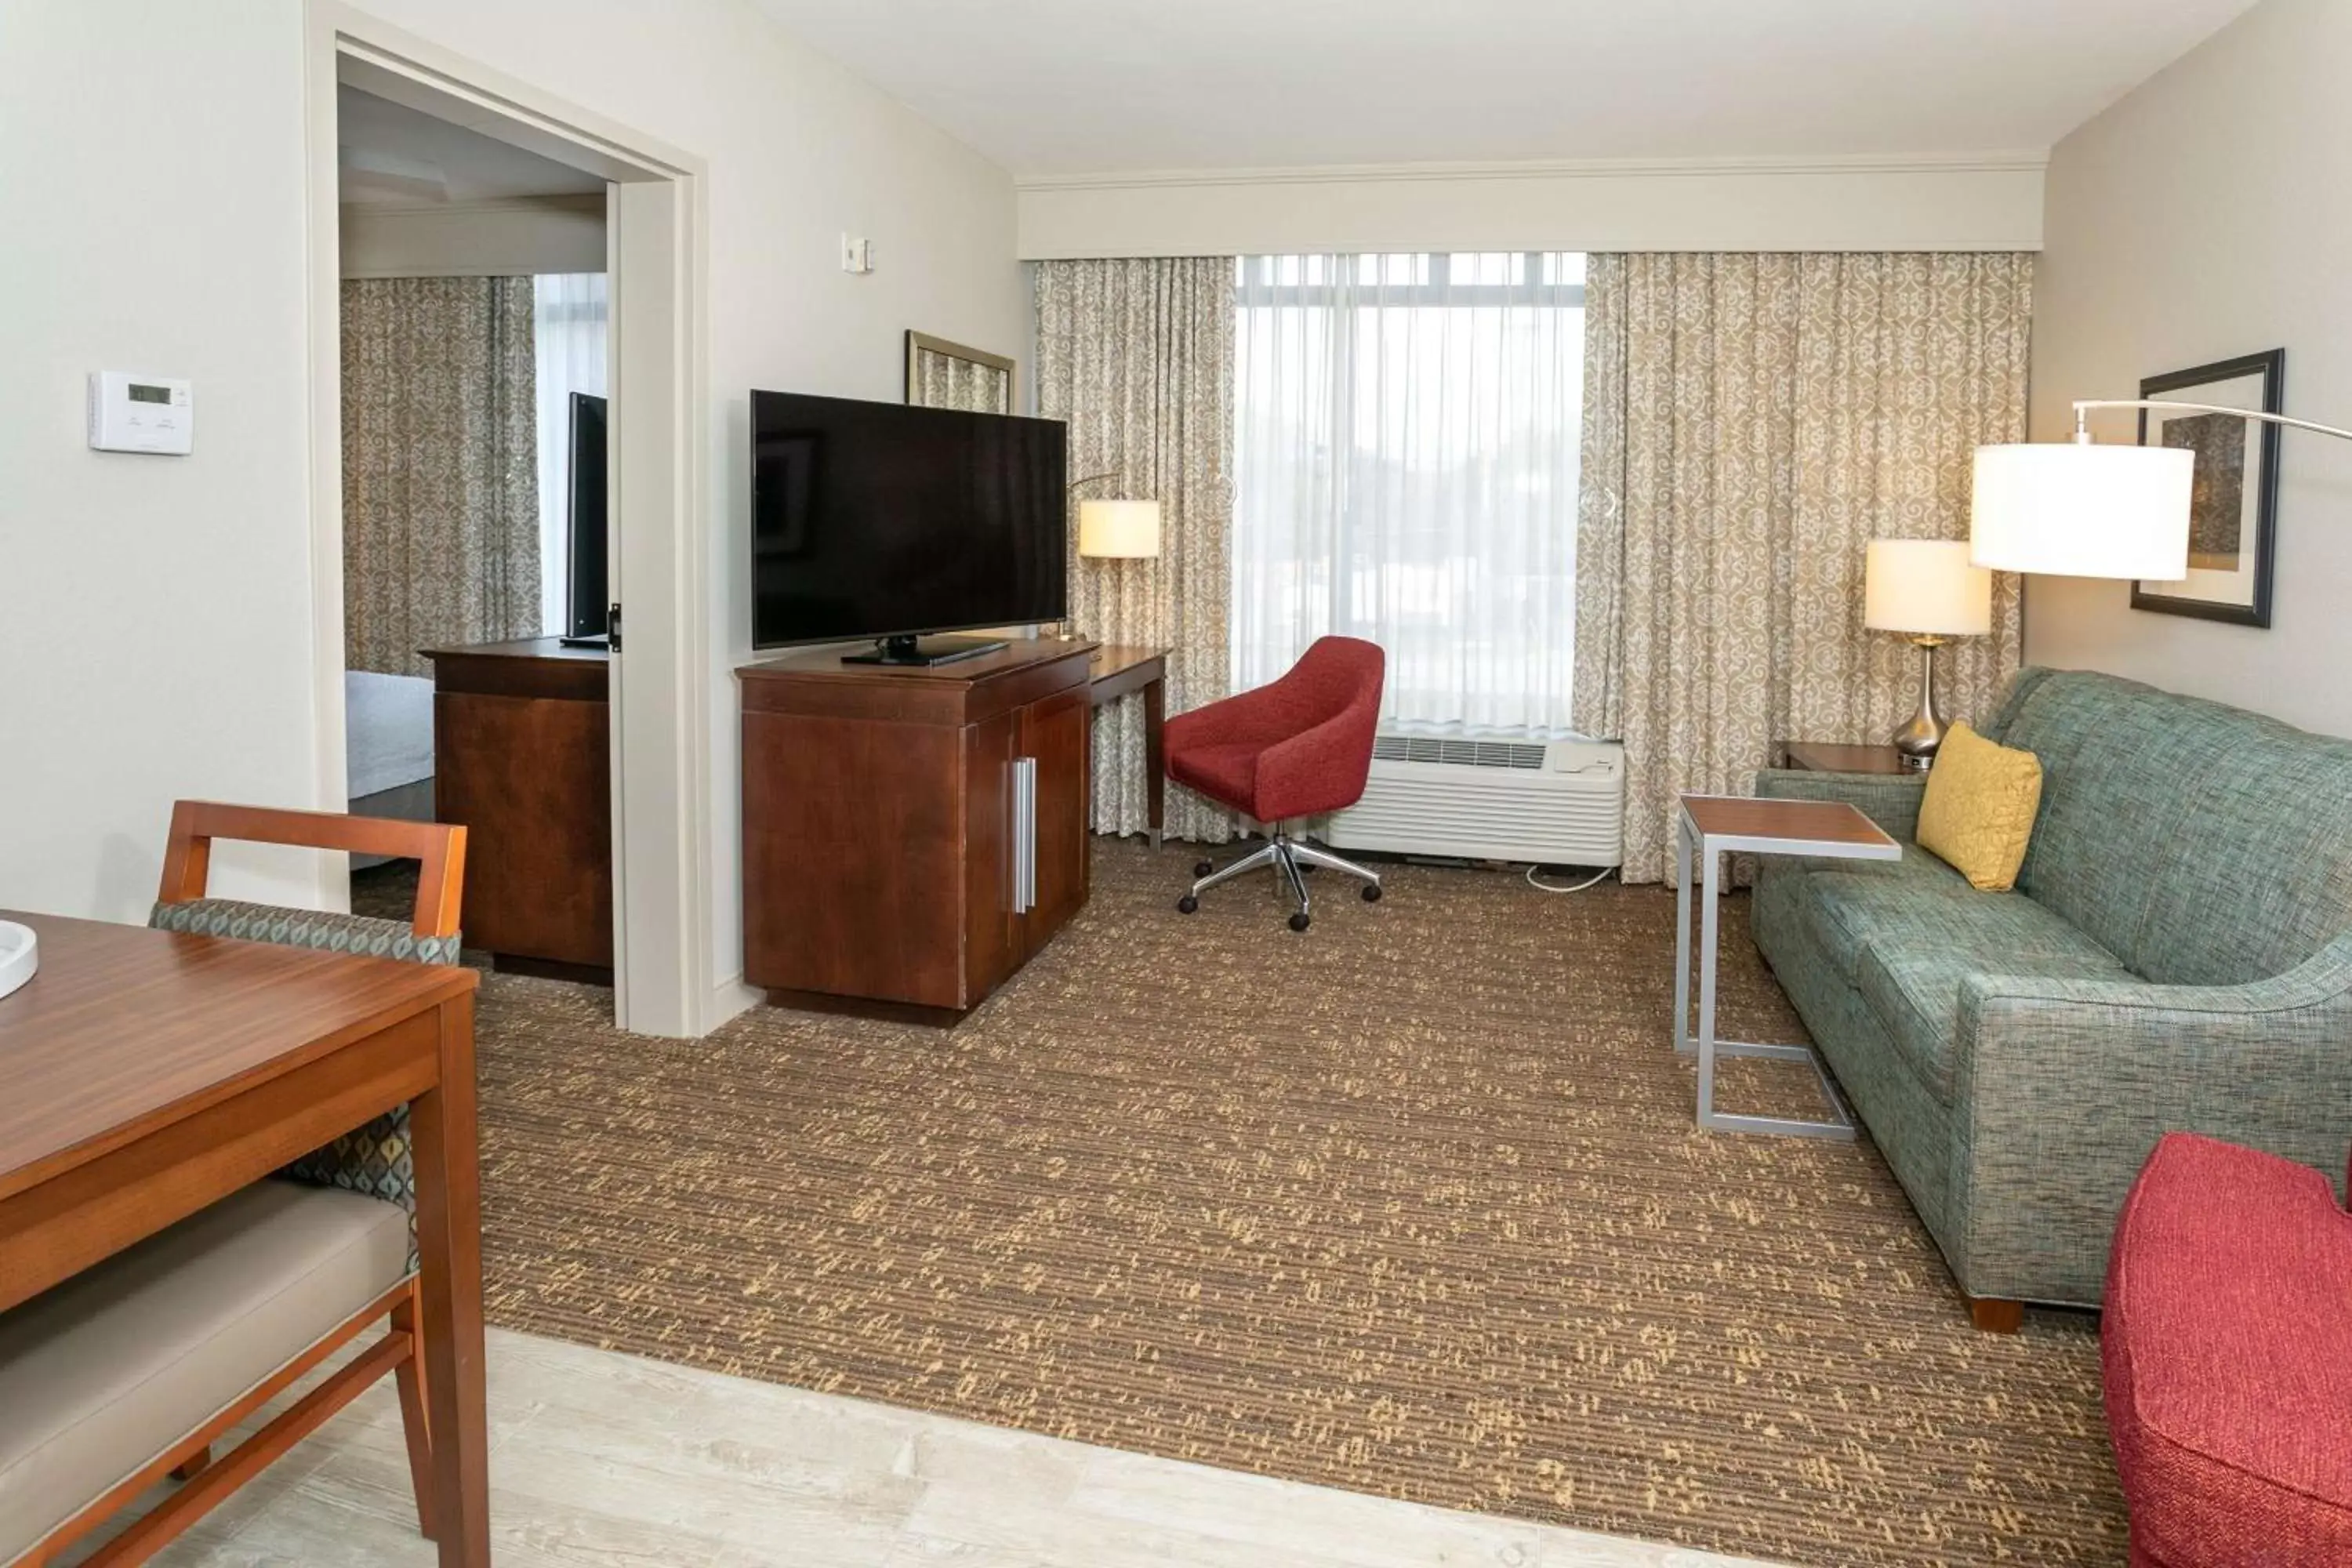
[1011,757,1037,913]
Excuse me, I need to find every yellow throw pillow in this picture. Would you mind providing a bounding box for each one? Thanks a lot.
[1916,721,2043,891]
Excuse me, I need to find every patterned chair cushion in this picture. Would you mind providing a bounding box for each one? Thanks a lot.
[147,898,463,1270]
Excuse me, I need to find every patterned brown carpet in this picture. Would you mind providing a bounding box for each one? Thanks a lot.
[372,844,2126,1565]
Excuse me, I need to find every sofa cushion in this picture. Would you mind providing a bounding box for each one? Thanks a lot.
[0,1181,408,1558]
[1855,938,2133,1104]
[1987,669,2352,985]
[1798,850,2074,978]
[2103,1133,2352,1563]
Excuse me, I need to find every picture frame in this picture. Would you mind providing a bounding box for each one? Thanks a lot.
[2130,348,2285,628]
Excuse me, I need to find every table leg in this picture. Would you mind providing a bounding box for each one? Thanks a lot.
[1144,677,1165,851]
[410,989,489,1566]
[1672,815,1693,1057]
[1697,837,1722,1125]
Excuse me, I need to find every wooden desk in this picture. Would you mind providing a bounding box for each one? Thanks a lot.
[424,637,612,979]
[1087,644,1170,848]
[0,913,490,1567]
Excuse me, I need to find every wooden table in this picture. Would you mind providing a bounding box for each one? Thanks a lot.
[1087,644,1170,848]
[1672,796,1900,1141]
[1777,740,1922,775]
[0,912,491,1566]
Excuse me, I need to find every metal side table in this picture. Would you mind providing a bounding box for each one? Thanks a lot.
[1673,794,1900,1139]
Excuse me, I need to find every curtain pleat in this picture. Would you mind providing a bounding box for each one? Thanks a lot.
[1573,252,2033,884]
[1036,257,1238,844]
[342,276,542,676]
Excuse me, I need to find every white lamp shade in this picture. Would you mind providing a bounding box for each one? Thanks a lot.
[1864,539,1993,636]
[1077,499,1162,559]
[1970,442,2192,580]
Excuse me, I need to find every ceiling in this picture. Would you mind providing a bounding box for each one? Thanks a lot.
[750,0,2257,176]
[339,85,606,206]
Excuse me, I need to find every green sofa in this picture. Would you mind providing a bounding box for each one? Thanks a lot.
[1752,667,2352,1313]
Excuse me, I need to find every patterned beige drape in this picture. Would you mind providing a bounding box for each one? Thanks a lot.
[342,277,541,677]
[1573,252,2032,884]
[1036,258,1239,844]
[909,347,1012,415]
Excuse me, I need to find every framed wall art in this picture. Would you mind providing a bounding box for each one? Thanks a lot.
[2130,348,2285,627]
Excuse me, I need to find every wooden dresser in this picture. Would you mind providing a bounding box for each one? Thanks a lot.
[738,639,1094,1021]
[423,637,612,978]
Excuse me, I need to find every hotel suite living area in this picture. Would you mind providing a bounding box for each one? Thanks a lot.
[7,2,2352,1566]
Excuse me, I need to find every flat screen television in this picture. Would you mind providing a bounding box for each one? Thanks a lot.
[750,390,1067,665]
[563,391,609,644]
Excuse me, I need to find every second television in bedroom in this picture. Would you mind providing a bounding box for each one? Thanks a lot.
[750,390,1068,666]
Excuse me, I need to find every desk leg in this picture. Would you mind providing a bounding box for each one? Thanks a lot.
[411,989,489,1567]
[1144,678,1165,851]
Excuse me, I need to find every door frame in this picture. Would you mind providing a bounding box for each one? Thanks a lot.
[303,2,717,1035]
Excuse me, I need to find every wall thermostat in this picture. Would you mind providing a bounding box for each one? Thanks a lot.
[89,372,193,454]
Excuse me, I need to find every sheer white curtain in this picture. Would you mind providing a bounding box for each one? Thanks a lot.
[533,273,608,633]
[1232,253,1585,735]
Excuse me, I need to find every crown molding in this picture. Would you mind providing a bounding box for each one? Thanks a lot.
[1016,150,2049,193]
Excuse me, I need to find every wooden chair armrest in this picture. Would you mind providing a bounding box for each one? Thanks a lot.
[158,801,466,938]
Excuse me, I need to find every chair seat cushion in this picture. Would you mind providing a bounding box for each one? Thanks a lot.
[0,1181,408,1557]
[2104,1134,2352,1563]
[1167,741,1262,815]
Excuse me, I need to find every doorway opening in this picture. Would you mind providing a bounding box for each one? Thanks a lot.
[305,5,714,1035]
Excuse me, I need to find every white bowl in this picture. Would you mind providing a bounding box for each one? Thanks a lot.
[0,920,37,1002]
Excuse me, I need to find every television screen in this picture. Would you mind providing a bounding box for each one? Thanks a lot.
[750,390,1067,650]
[565,391,608,641]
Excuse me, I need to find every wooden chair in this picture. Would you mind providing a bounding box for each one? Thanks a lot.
[0,804,465,1567]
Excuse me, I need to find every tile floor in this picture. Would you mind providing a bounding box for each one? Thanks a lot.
[67,1329,1791,1568]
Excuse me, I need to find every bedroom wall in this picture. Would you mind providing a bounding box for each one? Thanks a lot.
[2025,0,2352,735]
[0,0,1027,1013]
[341,194,608,277]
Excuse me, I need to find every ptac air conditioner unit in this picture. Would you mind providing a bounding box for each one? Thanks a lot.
[1324,733,1625,868]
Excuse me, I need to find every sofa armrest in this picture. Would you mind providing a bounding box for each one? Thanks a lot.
[1947,929,2352,1303]
[1754,768,1926,843]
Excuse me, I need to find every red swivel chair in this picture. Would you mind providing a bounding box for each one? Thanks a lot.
[1166,635,1386,931]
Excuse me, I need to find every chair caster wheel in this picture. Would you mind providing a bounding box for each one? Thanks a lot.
[1177,895,1198,914]
[1288,912,1311,932]
[1362,884,1382,902]
[1194,860,1214,878]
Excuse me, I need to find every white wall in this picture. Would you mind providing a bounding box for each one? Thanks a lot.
[2026,0,2352,735]
[1018,155,2046,260]
[341,194,608,277]
[0,0,1028,991]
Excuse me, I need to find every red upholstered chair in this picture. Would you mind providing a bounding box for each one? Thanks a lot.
[2103,1132,2352,1566]
[1166,634,1385,931]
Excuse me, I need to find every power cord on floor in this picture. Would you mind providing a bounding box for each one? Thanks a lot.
[1525,863,1615,894]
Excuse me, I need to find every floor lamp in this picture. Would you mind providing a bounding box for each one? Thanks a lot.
[1973,399,2352,577]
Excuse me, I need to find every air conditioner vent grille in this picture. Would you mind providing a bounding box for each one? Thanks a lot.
[1370,735,1548,770]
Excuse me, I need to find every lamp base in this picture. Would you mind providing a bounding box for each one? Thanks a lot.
[1890,637,1948,769]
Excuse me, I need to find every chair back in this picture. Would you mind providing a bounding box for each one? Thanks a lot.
[1289,635,1385,720]
[157,800,466,939]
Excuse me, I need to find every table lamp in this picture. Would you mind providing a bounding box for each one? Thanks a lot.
[1864,539,1993,769]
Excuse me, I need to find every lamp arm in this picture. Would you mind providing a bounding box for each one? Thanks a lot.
[1068,470,1124,493]
[2071,399,2352,445]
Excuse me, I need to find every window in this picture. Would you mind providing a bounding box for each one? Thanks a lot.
[1232,253,1585,735]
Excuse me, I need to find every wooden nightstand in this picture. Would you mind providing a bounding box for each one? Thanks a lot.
[1777,741,1923,775]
